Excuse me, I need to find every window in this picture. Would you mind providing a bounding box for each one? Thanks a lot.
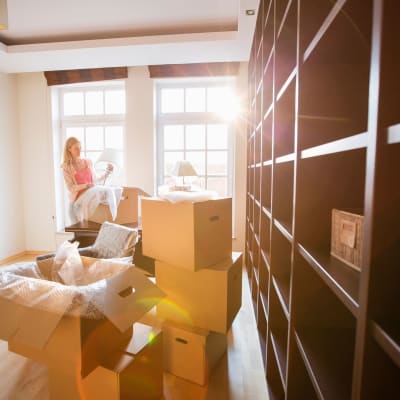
[155,79,237,197]
[54,81,126,227]
[60,82,125,166]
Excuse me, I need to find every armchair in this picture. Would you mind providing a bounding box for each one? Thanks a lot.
[37,221,138,264]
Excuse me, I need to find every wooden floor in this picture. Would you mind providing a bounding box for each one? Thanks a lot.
[0,255,268,400]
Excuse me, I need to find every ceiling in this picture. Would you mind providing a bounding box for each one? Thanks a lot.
[0,0,259,73]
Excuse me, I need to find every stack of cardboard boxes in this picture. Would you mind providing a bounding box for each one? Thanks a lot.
[142,197,243,385]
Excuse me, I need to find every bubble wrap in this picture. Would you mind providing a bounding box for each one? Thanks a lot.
[0,261,131,319]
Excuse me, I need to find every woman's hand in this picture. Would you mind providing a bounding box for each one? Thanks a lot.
[106,163,114,173]
[86,183,94,189]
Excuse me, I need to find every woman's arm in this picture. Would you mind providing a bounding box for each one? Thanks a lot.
[88,159,112,185]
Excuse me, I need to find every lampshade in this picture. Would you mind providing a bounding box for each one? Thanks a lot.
[95,148,123,183]
[172,160,198,177]
[0,0,8,30]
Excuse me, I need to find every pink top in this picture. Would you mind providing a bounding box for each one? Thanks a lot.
[62,158,109,203]
[74,162,93,200]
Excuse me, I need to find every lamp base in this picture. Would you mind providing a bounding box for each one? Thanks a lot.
[170,184,192,192]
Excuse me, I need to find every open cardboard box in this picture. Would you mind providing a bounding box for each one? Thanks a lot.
[83,322,163,400]
[0,256,165,399]
[89,186,149,225]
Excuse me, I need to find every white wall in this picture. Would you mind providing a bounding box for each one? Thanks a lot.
[125,66,155,195]
[17,73,57,252]
[0,73,25,259]
[10,64,248,254]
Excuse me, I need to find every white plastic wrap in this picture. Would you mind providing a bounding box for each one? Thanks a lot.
[158,185,218,203]
[0,261,130,320]
[73,185,123,222]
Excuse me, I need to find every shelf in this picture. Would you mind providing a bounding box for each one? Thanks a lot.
[271,276,289,320]
[262,111,273,162]
[275,152,295,164]
[276,67,296,102]
[263,0,274,62]
[297,244,359,317]
[262,206,271,219]
[302,0,346,62]
[267,337,286,400]
[301,132,368,159]
[387,123,400,145]
[260,248,271,271]
[296,151,366,310]
[272,161,294,233]
[261,163,271,211]
[271,226,292,313]
[263,103,273,121]
[270,332,287,389]
[292,252,356,400]
[298,0,372,150]
[361,327,400,399]
[287,333,319,400]
[260,212,271,257]
[294,328,355,400]
[370,320,400,368]
[274,218,292,243]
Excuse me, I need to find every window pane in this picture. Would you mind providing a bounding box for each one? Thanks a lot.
[105,90,126,114]
[207,86,230,112]
[164,151,184,176]
[164,125,184,150]
[186,151,205,175]
[196,176,206,190]
[86,151,102,164]
[207,177,227,197]
[186,125,205,149]
[86,126,104,150]
[105,126,123,149]
[185,87,205,112]
[207,124,228,149]
[64,92,84,115]
[161,88,184,113]
[85,91,104,115]
[66,127,84,143]
[208,151,227,174]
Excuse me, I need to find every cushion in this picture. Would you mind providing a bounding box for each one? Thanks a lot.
[91,221,138,259]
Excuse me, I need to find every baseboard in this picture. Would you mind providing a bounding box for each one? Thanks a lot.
[0,250,50,265]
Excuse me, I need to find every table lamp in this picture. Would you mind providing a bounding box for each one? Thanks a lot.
[95,148,123,185]
[172,160,198,191]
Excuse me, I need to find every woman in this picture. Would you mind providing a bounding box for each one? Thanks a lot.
[62,137,116,223]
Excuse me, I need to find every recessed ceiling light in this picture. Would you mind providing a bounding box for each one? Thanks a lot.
[246,9,255,16]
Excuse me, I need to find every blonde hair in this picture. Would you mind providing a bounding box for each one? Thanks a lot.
[61,136,80,166]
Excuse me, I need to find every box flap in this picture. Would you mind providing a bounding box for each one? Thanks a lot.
[12,288,76,349]
[101,267,166,332]
[121,322,162,356]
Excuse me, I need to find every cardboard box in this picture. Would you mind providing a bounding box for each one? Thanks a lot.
[1,257,165,399]
[163,321,227,385]
[142,197,232,271]
[156,252,242,333]
[83,322,163,400]
[331,209,364,270]
[89,187,148,224]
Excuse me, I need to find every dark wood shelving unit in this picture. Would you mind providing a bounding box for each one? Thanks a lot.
[245,0,400,398]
